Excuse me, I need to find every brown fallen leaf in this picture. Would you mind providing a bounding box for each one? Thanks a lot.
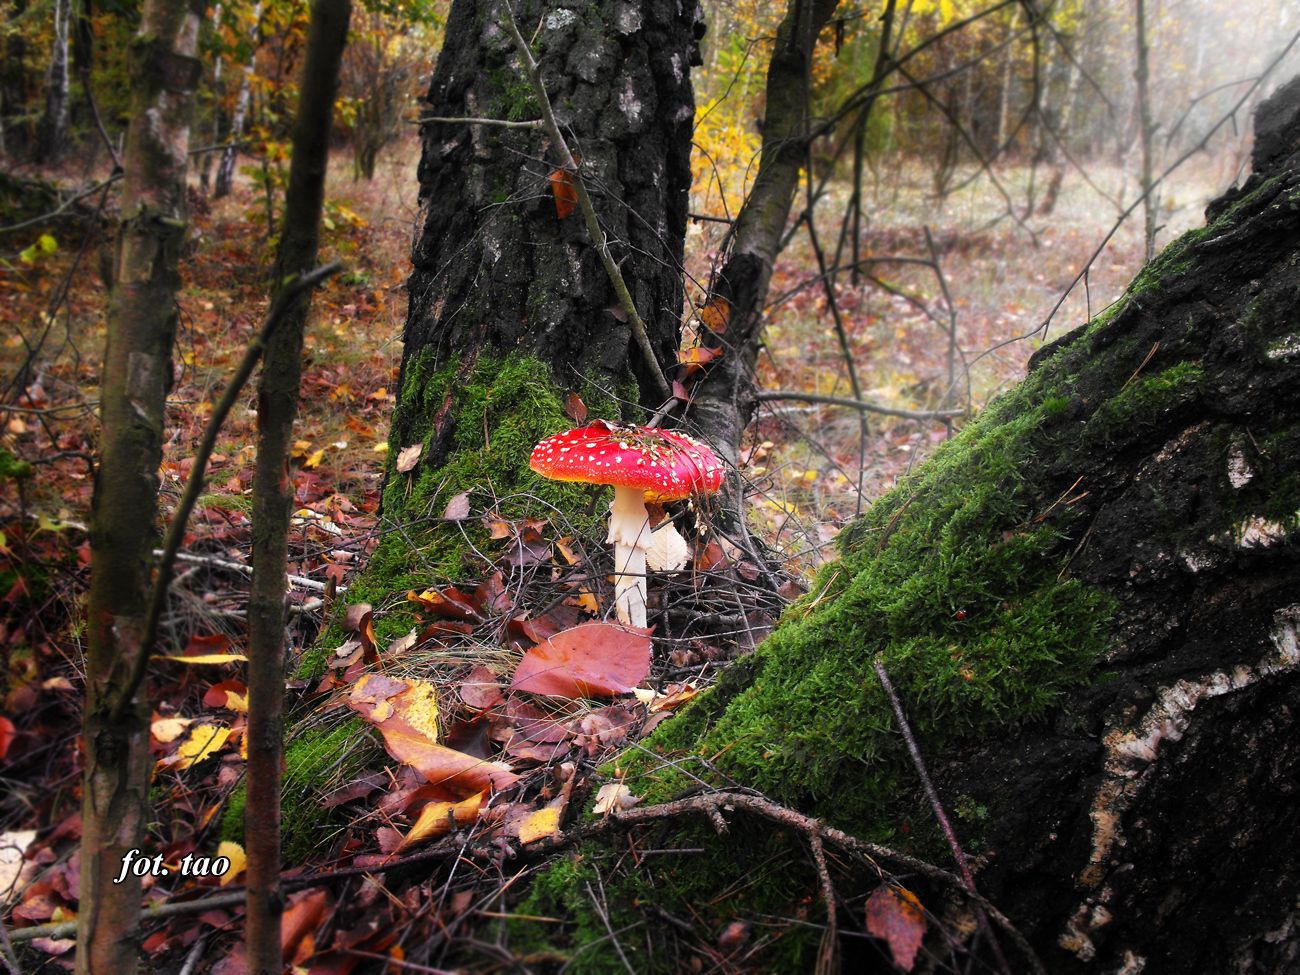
[865,885,925,972]
[281,889,330,964]
[550,167,578,219]
[510,622,652,699]
[396,443,422,473]
[347,676,517,794]
[698,295,731,333]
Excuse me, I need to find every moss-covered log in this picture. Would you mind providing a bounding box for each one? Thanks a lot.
[512,82,1300,973]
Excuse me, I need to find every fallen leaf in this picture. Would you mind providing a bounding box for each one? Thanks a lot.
[0,716,14,761]
[407,586,482,622]
[646,522,689,572]
[516,805,562,845]
[511,622,652,699]
[398,792,484,850]
[698,295,731,333]
[281,889,329,963]
[167,724,232,770]
[459,666,503,711]
[865,885,925,972]
[679,345,721,377]
[592,782,638,815]
[442,491,471,521]
[396,444,422,473]
[151,716,193,743]
[203,680,249,713]
[550,167,578,219]
[348,676,516,793]
[216,841,246,886]
[302,448,326,470]
[564,391,587,424]
[161,653,248,665]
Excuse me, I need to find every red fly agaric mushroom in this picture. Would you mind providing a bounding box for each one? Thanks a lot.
[529,420,724,629]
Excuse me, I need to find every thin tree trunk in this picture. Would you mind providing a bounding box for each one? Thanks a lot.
[1135,0,1157,259]
[245,1,350,971]
[214,0,262,199]
[686,0,841,476]
[996,7,1020,154]
[39,0,70,161]
[77,2,203,973]
[200,2,225,194]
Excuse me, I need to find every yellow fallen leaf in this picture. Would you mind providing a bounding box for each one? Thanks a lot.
[302,448,326,470]
[398,792,484,850]
[160,654,248,665]
[517,805,562,845]
[216,841,246,886]
[169,725,231,769]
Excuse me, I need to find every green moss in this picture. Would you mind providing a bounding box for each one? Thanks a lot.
[222,717,378,863]
[299,351,629,678]
[1083,360,1204,444]
[0,449,33,482]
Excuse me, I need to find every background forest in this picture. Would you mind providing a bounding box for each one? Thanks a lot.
[1,0,1299,971]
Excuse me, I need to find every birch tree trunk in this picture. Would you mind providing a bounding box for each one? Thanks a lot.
[76,2,203,972]
[39,0,70,161]
[214,0,262,199]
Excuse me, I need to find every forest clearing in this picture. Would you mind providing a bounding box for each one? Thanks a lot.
[1,0,1299,972]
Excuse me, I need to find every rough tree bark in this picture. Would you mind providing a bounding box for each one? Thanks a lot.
[520,78,1300,973]
[245,1,350,971]
[77,2,203,972]
[343,0,698,610]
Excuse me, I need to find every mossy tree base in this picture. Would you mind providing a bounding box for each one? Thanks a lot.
[509,86,1300,973]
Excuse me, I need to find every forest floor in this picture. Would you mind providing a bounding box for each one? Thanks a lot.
[0,136,1234,969]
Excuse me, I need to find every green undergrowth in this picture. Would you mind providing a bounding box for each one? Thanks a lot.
[300,350,630,678]
[275,351,634,863]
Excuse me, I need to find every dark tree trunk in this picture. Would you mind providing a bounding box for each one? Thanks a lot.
[685,0,839,474]
[245,1,350,971]
[534,78,1300,974]
[398,0,696,442]
[77,1,202,971]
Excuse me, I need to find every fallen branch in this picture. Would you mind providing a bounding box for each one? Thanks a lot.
[155,550,340,593]
[756,390,964,420]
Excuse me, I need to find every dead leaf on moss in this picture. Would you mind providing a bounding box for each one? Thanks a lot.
[396,444,422,473]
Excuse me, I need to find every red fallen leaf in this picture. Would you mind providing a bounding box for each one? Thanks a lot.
[678,345,721,377]
[418,620,477,641]
[865,885,925,972]
[511,622,652,699]
[320,772,388,810]
[343,604,377,661]
[507,605,583,648]
[698,295,731,333]
[495,695,571,743]
[459,666,504,711]
[549,167,578,219]
[607,304,628,323]
[564,391,587,424]
[474,571,513,616]
[693,540,728,572]
[0,715,15,761]
[183,632,230,657]
[575,703,639,754]
[671,379,690,401]
[281,889,330,963]
[407,586,482,622]
[444,716,493,760]
[203,679,249,712]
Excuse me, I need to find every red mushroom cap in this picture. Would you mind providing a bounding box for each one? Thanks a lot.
[530,420,724,502]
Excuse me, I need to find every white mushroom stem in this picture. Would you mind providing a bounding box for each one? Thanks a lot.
[607,485,651,629]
